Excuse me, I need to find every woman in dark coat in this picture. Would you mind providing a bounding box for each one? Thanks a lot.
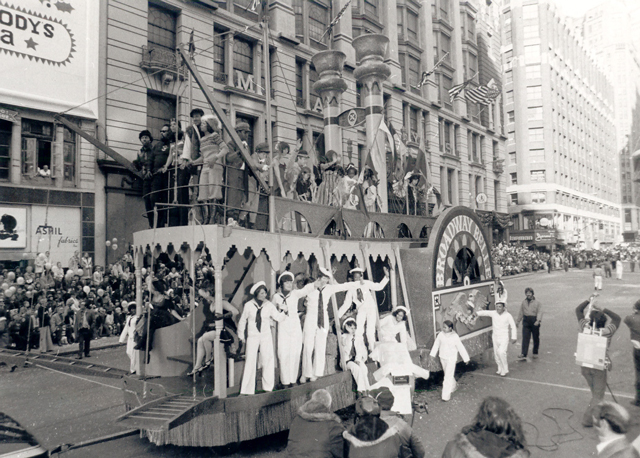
[442,397,530,458]
[287,389,345,458]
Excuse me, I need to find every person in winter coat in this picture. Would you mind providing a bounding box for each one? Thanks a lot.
[119,302,139,374]
[374,387,426,458]
[286,389,345,458]
[430,320,470,401]
[595,402,639,458]
[441,397,530,458]
[343,396,403,458]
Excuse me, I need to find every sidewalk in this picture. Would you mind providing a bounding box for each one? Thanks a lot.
[22,336,124,357]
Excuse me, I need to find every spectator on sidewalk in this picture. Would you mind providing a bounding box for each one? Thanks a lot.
[624,299,640,408]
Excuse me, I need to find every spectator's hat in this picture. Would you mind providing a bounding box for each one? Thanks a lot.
[297,149,309,158]
[278,272,294,284]
[311,389,332,409]
[250,281,267,296]
[189,108,205,118]
[235,121,250,132]
[355,396,381,417]
[138,130,153,141]
[370,386,395,411]
[255,142,269,153]
[342,317,357,331]
[318,267,332,279]
[349,267,364,275]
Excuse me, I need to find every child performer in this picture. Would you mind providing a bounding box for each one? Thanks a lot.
[237,281,286,395]
[272,272,315,387]
[119,302,139,374]
[430,320,470,401]
[341,317,369,393]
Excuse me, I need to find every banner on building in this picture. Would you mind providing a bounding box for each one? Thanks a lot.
[30,206,80,266]
[0,206,27,248]
[0,0,99,118]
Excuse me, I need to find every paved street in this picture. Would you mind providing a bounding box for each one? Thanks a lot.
[1,268,640,457]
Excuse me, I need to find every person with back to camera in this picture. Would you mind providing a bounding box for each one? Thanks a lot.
[593,402,639,458]
[441,396,530,458]
[286,388,345,458]
[576,295,621,427]
[624,299,640,407]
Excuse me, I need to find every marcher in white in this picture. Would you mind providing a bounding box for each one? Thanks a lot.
[430,320,470,401]
[476,303,517,376]
[616,258,624,280]
[340,318,370,392]
[301,267,363,382]
[237,281,286,395]
[119,302,139,374]
[337,266,389,352]
[271,272,315,387]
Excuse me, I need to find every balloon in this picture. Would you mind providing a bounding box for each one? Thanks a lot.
[4,289,12,298]
[25,291,33,298]
[76,268,84,277]
[16,277,24,285]
[9,286,16,293]
[1,283,7,290]
[51,266,59,274]
[141,268,147,275]
[7,272,15,281]
[83,286,90,294]
[27,285,34,291]
[97,288,104,297]
[106,241,111,247]
[37,253,46,262]
[112,244,118,251]
[45,262,52,270]
[112,238,118,244]
[66,269,74,278]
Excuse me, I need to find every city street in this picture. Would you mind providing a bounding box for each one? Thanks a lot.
[1,268,639,457]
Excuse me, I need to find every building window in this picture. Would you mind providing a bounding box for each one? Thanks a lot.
[407,9,419,43]
[62,126,76,186]
[494,180,500,210]
[408,55,420,89]
[523,4,538,20]
[364,0,378,19]
[309,1,329,48]
[510,172,517,184]
[509,152,516,164]
[147,4,176,52]
[527,86,542,100]
[529,128,544,143]
[506,91,514,104]
[528,106,543,120]
[441,33,452,63]
[530,170,546,182]
[531,192,546,203]
[507,111,515,123]
[447,168,455,205]
[147,91,176,141]
[309,64,320,110]
[410,107,419,140]
[506,70,513,84]
[444,121,452,153]
[529,148,545,162]
[442,74,453,108]
[511,214,520,230]
[472,133,479,162]
[21,119,53,177]
[524,45,541,64]
[523,24,538,40]
[213,32,225,79]
[293,0,303,37]
[0,120,10,181]
[295,60,304,107]
[440,0,450,22]
[526,65,541,79]
[233,37,253,84]
[510,193,518,205]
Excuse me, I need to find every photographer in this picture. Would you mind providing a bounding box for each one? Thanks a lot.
[576,295,621,427]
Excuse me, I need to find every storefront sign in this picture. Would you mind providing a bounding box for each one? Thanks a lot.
[510,234,534,241]
[535,230,555,241]
[0,2,74,65]
[1,0,99,118]
[0,106,18,123]
[0,206,27,248]
[30,206,80,265]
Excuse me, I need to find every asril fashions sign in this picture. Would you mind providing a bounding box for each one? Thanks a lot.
[30,206,80,265]
[0,0,99,118]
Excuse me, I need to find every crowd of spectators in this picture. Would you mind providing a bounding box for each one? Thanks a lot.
[492,242,640,277]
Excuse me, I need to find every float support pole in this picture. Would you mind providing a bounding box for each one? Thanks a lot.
[213,261,227,398]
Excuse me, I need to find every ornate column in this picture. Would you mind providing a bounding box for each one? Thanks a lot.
[352,34,391,212]
[311,50,348,157]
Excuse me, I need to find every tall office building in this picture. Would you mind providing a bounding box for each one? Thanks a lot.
[581,0,640,242]
[502,0,619,249]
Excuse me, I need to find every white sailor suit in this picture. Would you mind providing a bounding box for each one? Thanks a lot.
[302,282,362,379]
[338,276,389,351]
[237,298,285,394]
[341,332,370,392]
[272,283,315,385]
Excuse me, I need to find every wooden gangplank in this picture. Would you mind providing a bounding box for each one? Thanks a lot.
[116,394,205,431]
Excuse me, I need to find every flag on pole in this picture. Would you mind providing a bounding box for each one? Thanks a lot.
[448,72,477,103]
[464,85,501,105]
[320,0,352,41]
[416,52,449,88]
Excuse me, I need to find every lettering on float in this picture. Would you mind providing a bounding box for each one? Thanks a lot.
[435,215,490,288]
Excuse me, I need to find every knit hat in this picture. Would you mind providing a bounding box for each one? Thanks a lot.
[235,121,250,132]
[139,130,153,141]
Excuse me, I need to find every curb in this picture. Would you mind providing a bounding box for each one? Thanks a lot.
[55,341,125,357]
[49,429,139,454]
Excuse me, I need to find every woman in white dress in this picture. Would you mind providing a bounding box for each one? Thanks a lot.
[379,306,410,345]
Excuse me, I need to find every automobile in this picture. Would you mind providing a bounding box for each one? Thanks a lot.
[0,413,47,458]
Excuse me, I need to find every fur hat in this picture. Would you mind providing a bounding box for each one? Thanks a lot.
[190,108,205,117]
[311,389,332,409]
[138,130,153,141]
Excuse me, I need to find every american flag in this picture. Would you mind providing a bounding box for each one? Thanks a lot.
[320,0,352,41]
[448,73,477,102]
[465,85,501,105]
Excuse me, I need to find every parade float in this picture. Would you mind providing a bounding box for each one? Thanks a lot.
[113,27,498,449]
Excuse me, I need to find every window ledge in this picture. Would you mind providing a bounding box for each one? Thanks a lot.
[224,86,266,102]
[304,109,323,119]
[442,153,461,162]
[278,33,300,46]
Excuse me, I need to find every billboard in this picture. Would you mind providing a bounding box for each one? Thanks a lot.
[432,280,496,337]
[30,205,80,266]
[0,206,27,248]
[0,0,99,118]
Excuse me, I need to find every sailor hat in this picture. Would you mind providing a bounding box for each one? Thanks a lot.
[349,267,364,275]
[278,272,295,284]
[250,281,267,296]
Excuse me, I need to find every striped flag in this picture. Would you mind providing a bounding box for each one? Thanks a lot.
[320,0,352,41]
[416,52,450,88]
[465,85,501,105]
[448,72,477,103]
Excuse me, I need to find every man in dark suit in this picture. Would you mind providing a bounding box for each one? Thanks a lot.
[74,301,95,359]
